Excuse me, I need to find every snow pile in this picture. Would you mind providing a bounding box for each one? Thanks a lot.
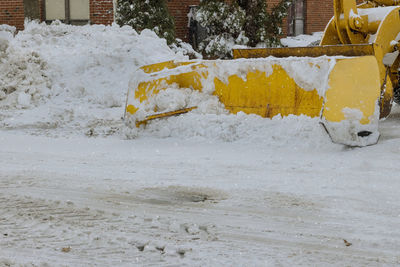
[125,81,336,150]
[170,39,202,59]
[0,24,16,35]
[1,21,185,136]
[14,21,182,107]
[1,21,339,149]
[0,30,12,53]
[0,30,50,108]
[139,113,335,150]
[280,32,323,47]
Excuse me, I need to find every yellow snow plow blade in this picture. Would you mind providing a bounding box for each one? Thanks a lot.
[124,0,400,147]
[125,54,381,146]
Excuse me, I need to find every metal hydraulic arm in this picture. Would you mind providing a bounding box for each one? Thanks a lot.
[321,0,400,117]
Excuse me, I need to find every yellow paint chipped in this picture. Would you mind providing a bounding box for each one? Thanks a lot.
[126,105,139,115]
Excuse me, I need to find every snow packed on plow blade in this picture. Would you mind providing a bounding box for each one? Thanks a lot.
[125,54,381,147]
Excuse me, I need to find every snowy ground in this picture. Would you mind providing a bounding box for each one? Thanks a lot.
[1,22,400,266]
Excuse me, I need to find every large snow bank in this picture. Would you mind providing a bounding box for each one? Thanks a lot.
[0,21,338,150]
[1,21,184,135]
[14,21,182,107]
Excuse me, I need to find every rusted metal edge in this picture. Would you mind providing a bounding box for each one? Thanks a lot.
[136,107,197,127]
[233,44,377,59]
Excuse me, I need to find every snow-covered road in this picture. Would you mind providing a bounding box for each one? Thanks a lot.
[1,108,400,266]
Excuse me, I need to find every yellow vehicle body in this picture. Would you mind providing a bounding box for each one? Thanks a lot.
[125,0,400,146]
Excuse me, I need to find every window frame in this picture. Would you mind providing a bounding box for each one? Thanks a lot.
[287,0,305,36]
[43,0,90,25]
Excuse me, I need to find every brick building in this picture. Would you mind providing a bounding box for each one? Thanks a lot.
[0,0,114,31]
[0,0,25,30]
[173,0,337,41]
[2,0,337,42]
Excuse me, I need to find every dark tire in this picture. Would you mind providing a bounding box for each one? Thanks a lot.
[394,87,400,105]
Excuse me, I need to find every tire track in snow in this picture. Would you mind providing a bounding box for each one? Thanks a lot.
[2,131,400,266]
[0,183,219,266]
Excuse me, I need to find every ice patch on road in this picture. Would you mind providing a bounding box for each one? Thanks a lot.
[134,186,228,205]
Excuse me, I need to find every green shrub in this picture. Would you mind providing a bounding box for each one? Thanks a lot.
[197,0,292,58]
[116,0,175,45]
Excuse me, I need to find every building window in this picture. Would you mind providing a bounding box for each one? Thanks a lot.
[44,0,89,25]
[24,0,41,20]
[287,0,304,36]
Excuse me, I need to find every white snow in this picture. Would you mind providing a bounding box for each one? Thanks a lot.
[1,21,400,266]
[383,50,399,66]
[322,103,381,147]
[213,56,337,96]
[349,8,361,21]
[361,6,398,43]
[280,32,323,47]
[358,6,398,23]
[1,21,185,136]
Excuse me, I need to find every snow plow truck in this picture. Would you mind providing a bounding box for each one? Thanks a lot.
[125,0,400,147]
